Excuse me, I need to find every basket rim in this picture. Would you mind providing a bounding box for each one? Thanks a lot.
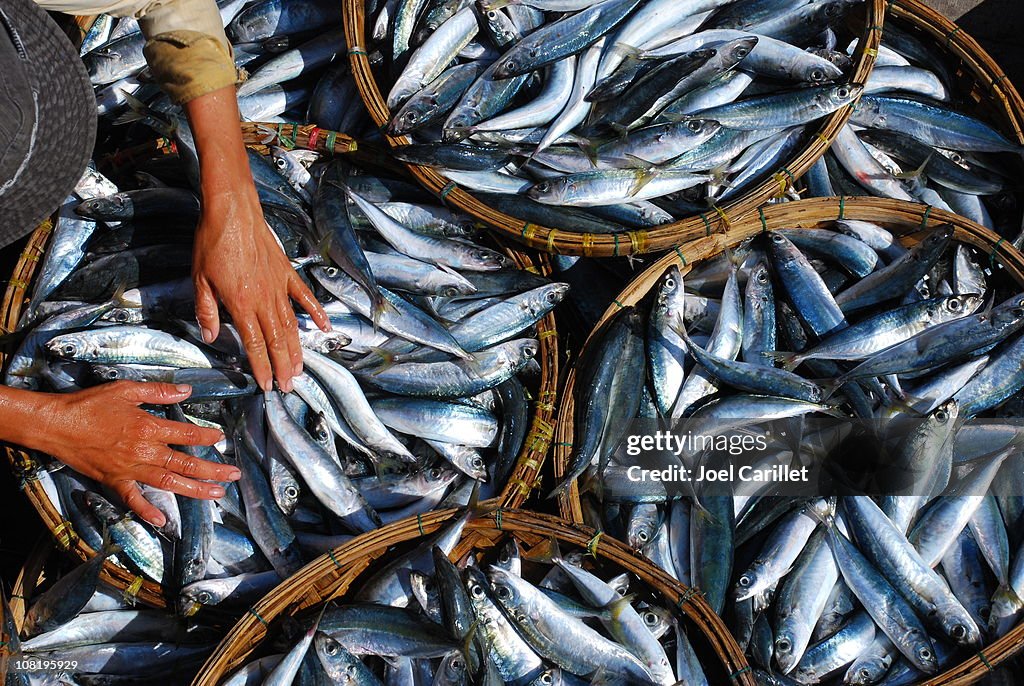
[0,134,560,610]
[341,0,886,256]
[551,195,1024,685]
[191,508,756,686]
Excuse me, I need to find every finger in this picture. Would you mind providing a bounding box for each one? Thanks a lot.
[258,308,295,393]
[114,480,166,527]
[135,465,227,500]
[194,275,221,344]
[277,296,303,380]
[150,418,225,449]
[159,450,240,482]
[290,275,331,333]
[238,315,273,392]
[110,381,192,406]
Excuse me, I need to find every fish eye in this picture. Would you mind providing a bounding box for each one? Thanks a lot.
[810,69,825,81]
[541,673,553,685]
[836,87,850,98]
[274,158,287,169]
[757,269,769,283]
[441,286,459,297]
[451,657,464,670]
[948,298,963,311]
[951,625,968,639]
[771,233,785,242]
[285,486,299,499]
[644,611,658,625]
[776,638,792,652]
[523,344,537,357]
[470,584,484,598]
[665,277,676,289]
[934,409,949,423]
[404,111,419,122]
[326,641,338,656]
[859,669,871,680]
[198,591,212,604]
[686,120,702,132]
[325,267,339,277]
[472,456,484,469]
[504,60,516,72]
[496,586,512,600]
[536,182,550,193]
[738,574,753,587]
[919,647,933,660]
[735,47,750,58]
[636,530,649,543]
[428,467,443,480]
[61,343,77,356]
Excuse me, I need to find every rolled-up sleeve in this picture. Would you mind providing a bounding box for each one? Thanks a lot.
[140,0,239,104]
[37,0,240,104]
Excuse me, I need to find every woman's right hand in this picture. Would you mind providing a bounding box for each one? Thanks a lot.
[33,381,241,527]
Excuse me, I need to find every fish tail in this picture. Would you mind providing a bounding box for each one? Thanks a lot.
[98,526,122,559]
[524,536,562,565]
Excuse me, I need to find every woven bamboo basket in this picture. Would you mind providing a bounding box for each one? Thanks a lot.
[0,140,560,609]
[191,508,754,686]
[551,196,1024,685]
[341,0,885,256]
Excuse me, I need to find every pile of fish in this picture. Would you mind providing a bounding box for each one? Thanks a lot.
[222,511,714,686]
[556,224,1024,684]
[374,0,868,232]
[800,22,1024,248]
[82,0,371,131]
[5,93,566,615]
[2,550,219,686]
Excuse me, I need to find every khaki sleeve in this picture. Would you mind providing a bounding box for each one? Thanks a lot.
[138,0,240,104]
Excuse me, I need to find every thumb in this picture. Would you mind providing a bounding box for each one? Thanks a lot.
[194,276,221,344]
[110,381,192,405]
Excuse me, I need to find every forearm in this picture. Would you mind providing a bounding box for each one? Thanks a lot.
[0,386,55,452]
[185,87,258,207]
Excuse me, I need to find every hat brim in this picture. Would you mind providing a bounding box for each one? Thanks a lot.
[0,1,96,248]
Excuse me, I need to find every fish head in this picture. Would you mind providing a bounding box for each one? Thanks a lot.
[75,193,132,220]
[655,265,683,307]
[941,606,982,646]
[485,565,529,613]
[721,37,758,67]
[525,178,567,204]
[514,339,539,363]
[470,246,508,270]
[82,490,122,523]
[803,59,844,84]
[845,656,892,685]
[637,604,671,638]
[772,628,801,674]
[943,293,984,318]
[494,538,522,576]
[825,83,863,110]
[907,632,940,674]
[436,652,469,685]
[625,504,661,550]
[91,364,131,382]
[410,571,439,614]
[493,47,538,80]
[315,631,363,676]
[47,333,89,360]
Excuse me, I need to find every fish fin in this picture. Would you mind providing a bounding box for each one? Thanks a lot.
[479,0,515,9]
[894,153,933,182]
[623,155,659,197]
[545,476,575,500]
[761,350,801,371]
[610,123,631,141]
[523,536,562,565]
[443,126,474,142]
[464,481,497,520]
[709,163,731,188]
[573,138,601,168]
[98,525,122,559]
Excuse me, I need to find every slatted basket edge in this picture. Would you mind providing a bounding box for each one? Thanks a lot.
[551,195,1024,686]
[0,127,560,609]
[341,0,885,256]
[191,508,755,686]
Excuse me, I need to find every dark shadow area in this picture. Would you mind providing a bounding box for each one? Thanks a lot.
[955,0,1024,89]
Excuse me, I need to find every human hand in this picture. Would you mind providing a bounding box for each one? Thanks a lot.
[191,188,329,392]
[36,381,239,527]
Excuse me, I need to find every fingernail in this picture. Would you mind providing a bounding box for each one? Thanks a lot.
[228,468,241,481]
[262,379,273,392]
[293,362,304,376]
[175,384,191,394]
[201,327,214,343]
[152,514,166,527]
[210,486,225,498]
[282,379,293,393]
